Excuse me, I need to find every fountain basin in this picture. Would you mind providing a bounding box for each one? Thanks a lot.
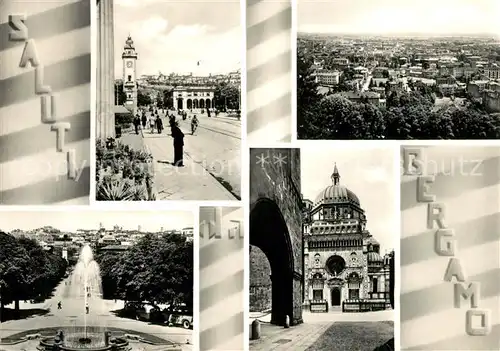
[38,335,130,351]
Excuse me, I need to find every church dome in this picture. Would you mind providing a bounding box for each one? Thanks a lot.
[367,251,383,263]
[314,164,360,206]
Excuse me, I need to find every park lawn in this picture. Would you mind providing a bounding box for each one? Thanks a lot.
[306,321,394,351]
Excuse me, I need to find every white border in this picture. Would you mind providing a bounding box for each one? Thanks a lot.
[193,207,200,351]
[240,0,250,349]
[89,0,96,205]
[291,0,298,143]
[393,144,401,351]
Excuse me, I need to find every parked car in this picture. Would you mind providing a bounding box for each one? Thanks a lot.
[166,306,193,329]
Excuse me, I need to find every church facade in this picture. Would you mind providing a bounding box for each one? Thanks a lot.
[302,165,392,312]
[122,35,138,113]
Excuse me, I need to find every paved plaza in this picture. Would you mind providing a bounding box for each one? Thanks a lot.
[0,270,192,350]
[249,310,394,351]
[139,109,240,201]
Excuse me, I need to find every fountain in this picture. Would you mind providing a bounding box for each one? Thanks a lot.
[38,244,130,350]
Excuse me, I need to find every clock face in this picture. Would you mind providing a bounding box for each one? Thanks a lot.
[126,61,133,68]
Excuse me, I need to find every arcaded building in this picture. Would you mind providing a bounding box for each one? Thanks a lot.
[303,165,392,312]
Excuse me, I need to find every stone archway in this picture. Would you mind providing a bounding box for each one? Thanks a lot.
[200,99,205,109]
[250,198,294,326]
[249,148,302,326]
[177,98,183,110]
[187,99,192,109]
[331,288,341,306]
[206,99,211,109]
[193,99,199,109]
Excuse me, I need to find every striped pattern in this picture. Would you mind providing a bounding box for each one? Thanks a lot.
[0,0,90,204]
[400,146,500,350]
[199,207,244,350]
[247,0,292,143]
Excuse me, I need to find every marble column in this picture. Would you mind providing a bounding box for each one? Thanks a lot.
[97,0,115,140]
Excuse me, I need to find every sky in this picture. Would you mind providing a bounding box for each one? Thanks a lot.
[113,0,241,78]
[298,0,499,35]
[0,210,194,232]
[301,147,396,253]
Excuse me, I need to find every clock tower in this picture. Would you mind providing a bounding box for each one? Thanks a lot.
[122,35,138,113]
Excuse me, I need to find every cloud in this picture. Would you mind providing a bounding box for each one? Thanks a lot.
[135,16,169,40]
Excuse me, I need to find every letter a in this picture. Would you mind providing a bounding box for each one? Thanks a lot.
[19,39,40,68]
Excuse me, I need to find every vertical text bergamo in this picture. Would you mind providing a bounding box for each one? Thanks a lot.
[404,148,491,336]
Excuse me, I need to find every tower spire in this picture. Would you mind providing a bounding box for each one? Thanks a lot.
[331,163,340,185]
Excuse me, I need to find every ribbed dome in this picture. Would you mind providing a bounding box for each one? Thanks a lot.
[315,185,360,205]
[367,251,383,263]
[314,163,360,206]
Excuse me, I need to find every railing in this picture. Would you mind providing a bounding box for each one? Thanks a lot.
[342,299,388,312]
[309,300,328,313]
[368,292,390,299]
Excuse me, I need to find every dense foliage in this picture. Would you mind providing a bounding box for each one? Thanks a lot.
[214,82,240,111]
[0,233,67,315]
[96,140,154,201]
[95,233,193,309]
[297,49,500,139]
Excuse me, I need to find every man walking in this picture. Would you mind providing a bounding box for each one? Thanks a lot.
[171,121,185,167]
[134,114,141,135]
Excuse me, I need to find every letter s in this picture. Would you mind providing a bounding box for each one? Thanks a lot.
[8,14,28,41]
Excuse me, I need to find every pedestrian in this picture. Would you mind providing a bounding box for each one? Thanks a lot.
[171,122,185,167]
[133,114,141,135]
[207,108,211,118]
[149,116,155,133]
[156,116,163,134]
[141,114,147,129]
[58,301,62,309]
[85,302,89,314]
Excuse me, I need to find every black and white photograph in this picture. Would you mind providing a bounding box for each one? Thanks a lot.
[0,210,194,350]
[297,0,500,140]
[249,147,396,350]
[96,0,242,201]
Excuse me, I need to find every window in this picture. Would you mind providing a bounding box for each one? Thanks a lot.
[128,75,131,82]
[348,289,359,299]
[373,278,378,293]
[313,290,323,300]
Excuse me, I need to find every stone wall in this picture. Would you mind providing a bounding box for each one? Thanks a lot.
[249,246,271,312]
[250,148,303,324]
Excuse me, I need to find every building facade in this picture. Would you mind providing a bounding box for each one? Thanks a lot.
[122,35,138,113]
[173,86,215,111]
[303,165,391,312]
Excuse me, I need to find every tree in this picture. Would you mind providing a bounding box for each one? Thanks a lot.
[0,233,67,318]
[114,83,127,105]
[297,48,320,137]
[99,233,193,309]
[137,92,152,107]
[163,89,174,109]
[214,82,240,111]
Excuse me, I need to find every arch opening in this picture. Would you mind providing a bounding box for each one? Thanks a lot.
[187,99,192,109]
[250,198,294,326]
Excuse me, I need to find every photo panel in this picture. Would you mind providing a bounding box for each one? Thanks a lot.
[296,0,499,140]
[199,206,244,350]
[400,145,500,350]
[0,209,194,349]
[0,0,91,204]
[96,0,242,201]
[249,147,396,350]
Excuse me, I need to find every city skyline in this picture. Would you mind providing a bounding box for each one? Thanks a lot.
[301,147,396,253]
[298,0,499,36]
[114,0,241,78]
[0,210,194,233]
